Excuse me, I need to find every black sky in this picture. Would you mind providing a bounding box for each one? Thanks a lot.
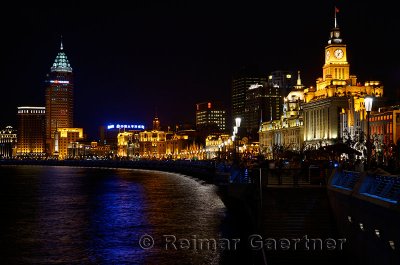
[1,1,399,139]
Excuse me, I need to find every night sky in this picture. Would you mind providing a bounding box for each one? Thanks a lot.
[1,1,399,139]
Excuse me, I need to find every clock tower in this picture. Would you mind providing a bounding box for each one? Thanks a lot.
[317,9,350,91]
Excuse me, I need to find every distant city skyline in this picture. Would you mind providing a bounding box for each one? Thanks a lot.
[1,2,399,139]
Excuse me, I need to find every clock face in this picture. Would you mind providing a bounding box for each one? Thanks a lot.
[334,49,344,59]
[326,50,330,61]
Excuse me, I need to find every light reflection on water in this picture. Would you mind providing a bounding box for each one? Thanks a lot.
[0,166,229,264]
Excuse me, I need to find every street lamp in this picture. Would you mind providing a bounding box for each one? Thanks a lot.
[235,117,242,128]
[233,117,242,162]
[364,96,373,169]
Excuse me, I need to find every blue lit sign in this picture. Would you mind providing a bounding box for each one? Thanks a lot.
[107,124,145,130]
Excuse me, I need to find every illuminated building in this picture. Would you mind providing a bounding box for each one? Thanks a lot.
[205,134,231,159]
[195,102,226,131]
[0,126,17,158]
[56,128,84,159]
[115,116,203,160]
[232,72,266,127]
[267,70,296,98]
[244,82,282,140]
[259,72,305,158]
[303,9,383,146]
[67,141,111,159]
[45,39,74,154]
[100,123,145,155]
[361,106,400,163]
[369,107,400,145]
[117,131,140,158]
[16,106,46,157]
[138,130,167,159]
[165,129,200,160]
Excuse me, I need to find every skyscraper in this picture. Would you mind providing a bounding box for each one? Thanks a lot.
[244,83,282,140]
[267,70,296,97]
[231,67,266,131]
[45,39,74,154]
[16,106,46,157]
[195,101,226,132]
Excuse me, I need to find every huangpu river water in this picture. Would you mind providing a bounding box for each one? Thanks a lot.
[0,166,250,264]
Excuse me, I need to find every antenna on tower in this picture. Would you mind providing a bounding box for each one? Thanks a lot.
[334,6,339,28]
[60,35,64,50]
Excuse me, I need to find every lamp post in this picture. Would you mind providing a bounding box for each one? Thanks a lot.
[364,96,373,169]
[233,117,242,162]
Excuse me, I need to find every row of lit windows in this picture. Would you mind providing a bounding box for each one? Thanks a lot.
[370,115,393,122]
[18,110,45,114]
[0,134,17,138]
[371,124,393,135]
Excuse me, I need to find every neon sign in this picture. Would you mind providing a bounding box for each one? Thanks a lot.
[50,80,70,84]
[107,124,145,130]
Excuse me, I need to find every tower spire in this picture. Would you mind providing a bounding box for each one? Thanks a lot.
[297,70,302,86]
[334,6,338,28]
[328,6,342,44]
[60,35,63,50]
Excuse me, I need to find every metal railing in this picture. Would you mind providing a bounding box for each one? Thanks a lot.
[359,174,400,204]
[331,170,361,191]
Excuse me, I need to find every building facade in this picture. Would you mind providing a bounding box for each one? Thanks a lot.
[303,11,384,147]
[232,75,267,127]
[244,83,282,139]
[267,70,296,98]
[16,106,46,157]
[100,123,145,156]
[56,128,84,159]
[45,40,74,155]
[259,72,305,158]
[368,106,400,164]
[0,126,17,158]
[195,102,226,132]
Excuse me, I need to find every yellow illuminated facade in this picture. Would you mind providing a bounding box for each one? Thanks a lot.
[303,12,383,145]
[260,10,385,156]
[57,128,84,159]
[205,134,231,159]
[117,131,140,158]
[16,106,46,157]
[259,72,305,158]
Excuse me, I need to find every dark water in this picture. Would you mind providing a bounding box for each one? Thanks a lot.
[0,166,245,265]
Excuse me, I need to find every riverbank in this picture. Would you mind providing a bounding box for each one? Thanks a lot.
[0,159,220,183]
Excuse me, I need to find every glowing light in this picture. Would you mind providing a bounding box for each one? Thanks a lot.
[50,80,69,84]
[249,83,263,90]
[364,96,373,112]
[235,117,242,128]
[108,124,145,130]
[389,241,395,250]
